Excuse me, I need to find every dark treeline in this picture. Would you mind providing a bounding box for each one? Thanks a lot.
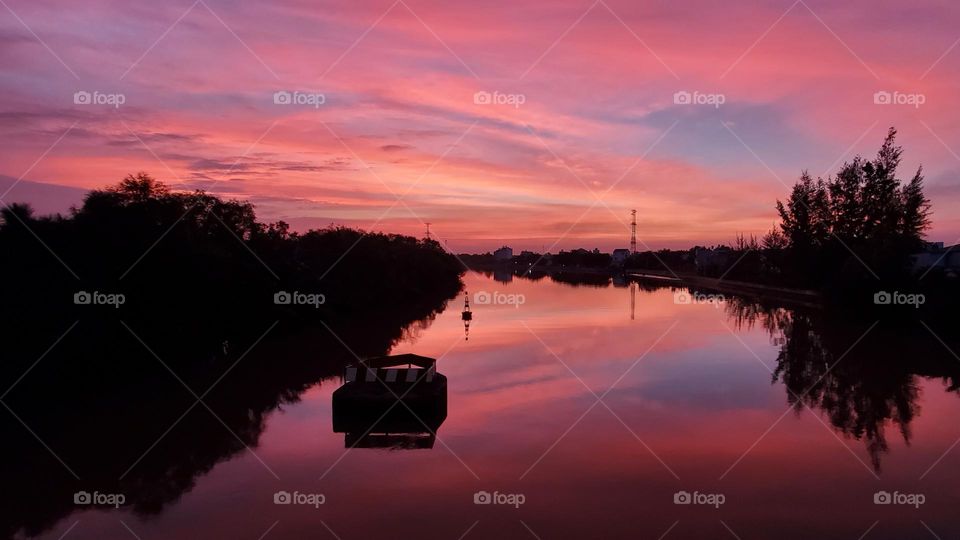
[0,174,464,538]
[460,248,612,269]
[1,173,463,344]
[628,249,698,274]
[552,249,611,268]
[630,128,945,298]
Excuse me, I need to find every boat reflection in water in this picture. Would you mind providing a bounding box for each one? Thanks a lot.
[332,354,447,449]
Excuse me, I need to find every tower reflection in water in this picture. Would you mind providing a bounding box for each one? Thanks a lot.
[332,354,448,449]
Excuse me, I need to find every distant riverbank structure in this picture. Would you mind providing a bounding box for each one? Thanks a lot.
[912,242,960,275]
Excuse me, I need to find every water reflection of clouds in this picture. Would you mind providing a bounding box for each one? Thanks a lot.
[391,274,782,432]
[629,353,780,411]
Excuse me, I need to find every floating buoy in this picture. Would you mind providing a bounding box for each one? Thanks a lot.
[461,292,471,340]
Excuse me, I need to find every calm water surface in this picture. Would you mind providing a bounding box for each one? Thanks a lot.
[27,272,960,539]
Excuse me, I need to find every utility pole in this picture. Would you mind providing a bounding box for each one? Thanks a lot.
[630,210,637,254]
[425,222,432,240]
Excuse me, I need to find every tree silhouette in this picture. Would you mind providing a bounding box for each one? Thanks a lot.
[0,173,464,361]
[775,128,931,288]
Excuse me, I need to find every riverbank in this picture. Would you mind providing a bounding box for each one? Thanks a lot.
[626,270,822,308]
[466,262,822,307]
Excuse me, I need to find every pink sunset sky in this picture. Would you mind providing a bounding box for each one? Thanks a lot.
[1,0,959,252]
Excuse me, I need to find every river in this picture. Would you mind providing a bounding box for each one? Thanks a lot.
[18,270,960,539]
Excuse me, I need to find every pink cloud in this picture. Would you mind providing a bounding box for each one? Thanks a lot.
[1,0,958,250]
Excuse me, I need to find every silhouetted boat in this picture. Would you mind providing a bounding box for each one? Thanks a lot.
[332,354,447,449]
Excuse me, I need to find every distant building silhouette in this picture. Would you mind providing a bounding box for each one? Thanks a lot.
[493,246,513,261]
[911,242,960,275]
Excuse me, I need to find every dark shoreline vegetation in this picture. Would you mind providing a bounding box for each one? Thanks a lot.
[0,174,464,538]
[462,128,958,309]
[1,173,464,332]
